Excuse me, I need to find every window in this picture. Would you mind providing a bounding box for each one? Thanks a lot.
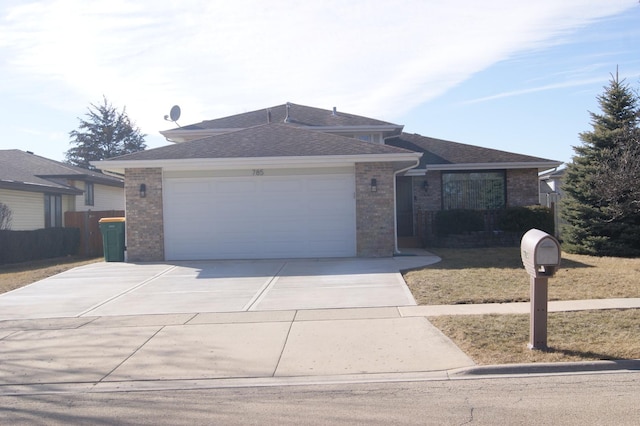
[44,194,62,228]
[442,171,506,210]
[84,182,94,206]
[354,134,382,143]
[356,134,372,142]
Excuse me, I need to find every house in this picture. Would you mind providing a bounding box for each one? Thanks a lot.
[94,103,561,262]
[539,167,565,238]
[0,149,124,230]
[539,167,565,206]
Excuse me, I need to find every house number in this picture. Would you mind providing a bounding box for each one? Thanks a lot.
[252,169,265,176]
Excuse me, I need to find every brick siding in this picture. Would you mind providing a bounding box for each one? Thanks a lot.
[355,162,396,257]
[507,169,539,207]
[125,168,164,261]
[413,170,441,213]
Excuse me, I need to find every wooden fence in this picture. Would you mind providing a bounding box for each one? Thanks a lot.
[64,210,124,257]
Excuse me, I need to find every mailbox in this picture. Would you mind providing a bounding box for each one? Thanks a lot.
[520,229,561,277]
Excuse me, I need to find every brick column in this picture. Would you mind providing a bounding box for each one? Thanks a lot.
[355,162,396,257]
[507,169,539,207]
[125,168,164,262]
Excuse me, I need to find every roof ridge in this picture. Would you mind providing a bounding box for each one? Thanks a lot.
[170,102,402,132]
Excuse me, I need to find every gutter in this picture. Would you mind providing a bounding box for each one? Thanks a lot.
[91,153,422,174]
[423,161,563,172]
[393,157,422,255]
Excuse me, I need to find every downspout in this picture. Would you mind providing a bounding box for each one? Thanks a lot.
[393,157,421,255]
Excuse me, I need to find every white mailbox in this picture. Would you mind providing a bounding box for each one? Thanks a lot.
[521,229,561,278]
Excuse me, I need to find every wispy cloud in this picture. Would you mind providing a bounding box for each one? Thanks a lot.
[0,0,635,136]
[460,78,608,105]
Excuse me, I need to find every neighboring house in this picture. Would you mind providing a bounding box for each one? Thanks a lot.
[539,167,565,238]
[0,149,124,231]
[95,103,561,262]
[539,167,565,206]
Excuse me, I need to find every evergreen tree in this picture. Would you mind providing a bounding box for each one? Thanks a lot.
[561,72,640,257]
[65,96,147,169]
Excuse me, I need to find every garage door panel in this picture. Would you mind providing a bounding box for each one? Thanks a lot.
[260,201,300,216]
[215,180,258,193]
[164,173,356,260]
[262,179,303,192]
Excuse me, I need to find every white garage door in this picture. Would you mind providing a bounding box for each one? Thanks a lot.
[163,171,356,260]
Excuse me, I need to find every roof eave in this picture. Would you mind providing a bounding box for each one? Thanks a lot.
[408,161,563,175]
[0,180,84,195]
[160,124,405,143]
[37,173,124,187]
[160,128,242,143]
[303,124,403,132]
[93,152,422,174]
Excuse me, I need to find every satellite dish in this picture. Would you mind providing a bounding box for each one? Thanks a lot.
[169,105,181,122]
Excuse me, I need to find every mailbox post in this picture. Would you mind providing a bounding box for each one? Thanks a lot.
[520,229,561,350]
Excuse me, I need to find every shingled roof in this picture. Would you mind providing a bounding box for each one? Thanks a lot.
[0,149,123,194]
[111,123,416,161]
[178,102,401,131]
[386,133,561,170]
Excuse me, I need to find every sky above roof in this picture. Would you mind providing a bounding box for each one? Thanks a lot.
[1,0,638,165]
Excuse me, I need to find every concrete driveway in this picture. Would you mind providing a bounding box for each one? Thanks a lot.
[0,255,439,321]
[0,253,482,390]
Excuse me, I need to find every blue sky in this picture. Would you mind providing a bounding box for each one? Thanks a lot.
[1,0,638,166]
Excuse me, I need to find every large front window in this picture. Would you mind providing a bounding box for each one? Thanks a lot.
[442,171,506,210]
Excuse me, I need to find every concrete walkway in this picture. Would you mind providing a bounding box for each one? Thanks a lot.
[400,298,640,316]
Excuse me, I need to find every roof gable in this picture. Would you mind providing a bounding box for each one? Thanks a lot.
[386,133,561,170]
[113,123,415,162]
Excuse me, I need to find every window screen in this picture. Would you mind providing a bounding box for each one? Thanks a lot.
[442,171,506,210]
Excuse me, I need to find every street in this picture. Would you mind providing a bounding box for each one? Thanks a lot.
[1,372,638,425]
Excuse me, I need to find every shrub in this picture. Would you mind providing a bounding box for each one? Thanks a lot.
[498,206,554,235]
[435,209,485,235]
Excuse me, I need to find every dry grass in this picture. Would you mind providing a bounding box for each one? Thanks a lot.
[405,247,640,364]
[0,256,102,294]
[430,310,640,364]
[404,247,640,305]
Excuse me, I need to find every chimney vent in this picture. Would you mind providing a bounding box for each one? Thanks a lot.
[284,102,291,123]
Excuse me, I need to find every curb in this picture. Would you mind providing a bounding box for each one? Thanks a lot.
[451,359,640,377]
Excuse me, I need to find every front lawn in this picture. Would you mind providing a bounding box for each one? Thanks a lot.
[404,247,640,305]
[0,256,102,294]
[404,248,640,364]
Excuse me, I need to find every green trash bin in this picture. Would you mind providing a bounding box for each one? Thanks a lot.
[99,217,126,262]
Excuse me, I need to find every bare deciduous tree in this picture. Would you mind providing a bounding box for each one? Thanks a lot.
[592,128,640,221]
[0,202,12,230]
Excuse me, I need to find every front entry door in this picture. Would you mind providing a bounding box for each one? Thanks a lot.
[396,176,414,237]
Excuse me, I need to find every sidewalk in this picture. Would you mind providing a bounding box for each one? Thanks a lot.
[400,297,640,316]
[1,298,639,395]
